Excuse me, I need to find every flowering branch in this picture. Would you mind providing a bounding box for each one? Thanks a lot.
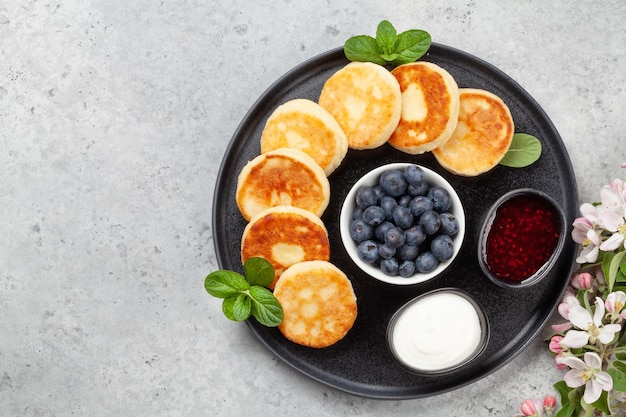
[516,166,626,417]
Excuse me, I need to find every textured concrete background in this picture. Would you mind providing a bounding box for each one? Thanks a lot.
[2,0,625,416]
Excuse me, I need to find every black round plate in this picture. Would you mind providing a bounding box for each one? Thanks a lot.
[212,44,578,399]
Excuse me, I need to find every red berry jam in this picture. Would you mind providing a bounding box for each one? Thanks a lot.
[484,193,561,283]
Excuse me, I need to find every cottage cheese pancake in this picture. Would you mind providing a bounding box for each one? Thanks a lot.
[433,88,514,176]
[241,206,331,289]
[318,61,401,150]
[236,148,330,221]
[388,62,460,154]
[274,260,357,348]
[260,99,348,176]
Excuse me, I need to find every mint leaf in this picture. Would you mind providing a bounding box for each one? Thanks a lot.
[222,294,252,322]
[249,286,284,327]
[344,35,386,65]
[376,20,397,55]
[344,21,431,66]
[243,257,274,287]
[499,133,542,168]
[391,29,432,65]
[205,270,250,298]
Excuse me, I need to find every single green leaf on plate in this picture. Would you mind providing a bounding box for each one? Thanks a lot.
[243,256,275,288]
[391,29,432,65]
[222,294,252,322]
[499,133,542,168]
[375,20,397,55]
[248,286,284,327]
[344,35,387,65]
[205,270,250,298]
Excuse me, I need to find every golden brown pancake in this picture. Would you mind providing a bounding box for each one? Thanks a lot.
[388,62,460,154]
[236,148,330,221]
[318,61,401,150]
[274,260,357,348]
[241,205,331,289]
[260,99,348,176]
[433,88,514,176]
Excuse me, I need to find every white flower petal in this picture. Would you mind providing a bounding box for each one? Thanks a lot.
[584,380,602,404]
[593,297,606,326]
[560,330,590,348]
[597,324,622,344]
[563,368,585,388]
[568,305,593,330]
[584,352,603,369]
[596,371,614,391]
[600,233,625,252]
[561,355,587,370]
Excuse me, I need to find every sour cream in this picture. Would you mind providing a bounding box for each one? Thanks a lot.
[387,290,487,373]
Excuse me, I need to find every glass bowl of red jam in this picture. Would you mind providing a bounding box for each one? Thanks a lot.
[478,188,567,288]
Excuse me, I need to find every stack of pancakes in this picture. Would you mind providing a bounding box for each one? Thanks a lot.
[231,57,519,348]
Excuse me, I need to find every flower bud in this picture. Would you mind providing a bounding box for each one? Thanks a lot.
[572,272,593,290]
[548,335,564,354]
[543,395,556,411]
[606,291,626,317]
[520,399,537,416]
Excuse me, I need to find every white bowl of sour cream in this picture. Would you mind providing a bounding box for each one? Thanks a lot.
[386,288,489,375]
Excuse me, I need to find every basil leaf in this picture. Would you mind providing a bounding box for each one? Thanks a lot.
[243,257,275,288]
[344,35,387,65]
[249,286,284,327]
[205,270,249,298]
[499,133,542,168]
[391,29,432,65]
[376,20,397,55]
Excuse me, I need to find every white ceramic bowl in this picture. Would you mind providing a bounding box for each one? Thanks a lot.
[340,163,465,285]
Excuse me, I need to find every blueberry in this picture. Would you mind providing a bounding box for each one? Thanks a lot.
[397,194,412,207]
[398,260,416,277]
[374,221,395,241]
[380,257,399,276]
[356,186,378,208]
[409,196,434,218]
[419,210,441,235]
[372,185,385,201]
[353,205,364,220]
[392,205,413,229]
[428,186,452,212]
[415,252,438,273]
[431,234,454,261]
[396,244,419,261]
[362,205,385,226]
[380,196,397,221]
[404,225,427,246]
[403,165,424,185]
[378,243,397,259]
[384,226,406,248]
[379,169,407,197]
[357,240,379,263]
[439,212,459,236]
[407,181,429,197]
[350,219,373,242]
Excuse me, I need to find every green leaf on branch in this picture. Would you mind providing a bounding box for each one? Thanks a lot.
[604,251,626,292]
[590,390,611,415]
[609,361,626,392]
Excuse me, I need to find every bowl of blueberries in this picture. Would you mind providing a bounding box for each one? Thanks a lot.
[340,163,465,285]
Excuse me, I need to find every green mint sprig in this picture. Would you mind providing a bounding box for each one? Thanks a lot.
[344,20,432,66]
[499,133,542,168]
[204,257,283,327]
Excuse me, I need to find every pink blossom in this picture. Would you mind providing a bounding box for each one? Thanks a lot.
[554,353,567,370]
[606,291,626,319]
[561,352,613,404]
